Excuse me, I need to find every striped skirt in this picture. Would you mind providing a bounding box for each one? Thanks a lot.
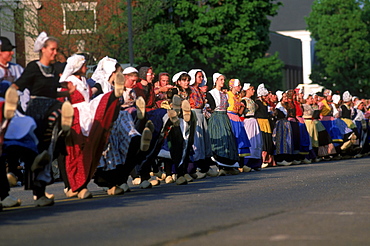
[273,119,293,155]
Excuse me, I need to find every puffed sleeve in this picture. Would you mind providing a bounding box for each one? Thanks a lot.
[14,61,37,92]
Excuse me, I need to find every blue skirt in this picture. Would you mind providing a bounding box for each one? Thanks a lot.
[321,119,343,146]
[208,111,239,163]
[299,122,311,154]
[228,112,251,157]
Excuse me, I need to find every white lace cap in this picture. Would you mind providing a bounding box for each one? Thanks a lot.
[59,54,86,82]
[172,71,187,83]
[213,73,222,85]
[257,83,268,97]
[34,32,49,52]
[188,69,207,86]
[342,91,352,102]
[276,90,283,101]
[332,94,340,104]
[122,67,138,74]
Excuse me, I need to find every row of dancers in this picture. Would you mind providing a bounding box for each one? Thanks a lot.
[0,33,367,210]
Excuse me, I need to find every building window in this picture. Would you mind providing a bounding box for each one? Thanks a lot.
[61,2,97,35]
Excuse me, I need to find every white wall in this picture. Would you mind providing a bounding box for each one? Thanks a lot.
[277,30,313,85]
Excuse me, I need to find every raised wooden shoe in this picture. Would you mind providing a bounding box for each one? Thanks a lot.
[4,86,18,119]
[181,100,191,122]
[140,127,152,151]
[167,109,180,126]
[114,72,125,97]
[136,96,146,120]
[61,101,74,132]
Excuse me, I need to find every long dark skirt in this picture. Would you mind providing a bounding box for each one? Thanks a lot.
[208,111,239,164]
[26,97,62,152]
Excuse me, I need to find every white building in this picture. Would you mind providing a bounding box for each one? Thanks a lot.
[269,0,323,94]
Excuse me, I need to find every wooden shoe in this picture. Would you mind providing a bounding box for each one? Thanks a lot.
[189,173,198,179]
[165,176,175,184]
[132,177,141,185]
[61,101,74,132]
[34,196,54,207]
[341,140,352,150]
[120,183,131,192]
[136,96,146,120]
[114,72,125,97]
[172,174,177,181]
[218,169,227,176]
[261,163,269,168]
[167,109,180,126]
[140,127,152,151]
[145,120,155,133]
[226,168,240,175]
[206,168,218,177]
[31,150,50,172]
[181,100,191,122]
[45,192,55,200]
[150,170,164,180]
[78,188,93,199]
[64,188,78,198]
[196,171,207,179]
[107,186,124,195]
[1,196,21,208]
[242,166,252,172]
[176,176,188,185]
[140,180,152,189]
[172,95,181,113]
[276,160,292,166]
[184,173,193,182]
[4,86,18,119]
[149,179,160,186]
[7,172,18,187]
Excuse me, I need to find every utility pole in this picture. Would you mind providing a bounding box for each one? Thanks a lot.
[127,0,134,66]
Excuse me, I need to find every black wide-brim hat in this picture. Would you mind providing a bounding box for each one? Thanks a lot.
[0,36,16,51]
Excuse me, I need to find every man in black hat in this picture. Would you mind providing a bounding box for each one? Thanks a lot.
[0,36,28,191]
[0,37,24,92]
[0,36,29,110]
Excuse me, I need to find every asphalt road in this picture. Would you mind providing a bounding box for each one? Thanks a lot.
[1,157,370,246]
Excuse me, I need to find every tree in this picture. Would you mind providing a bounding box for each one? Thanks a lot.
[306,0,370,97]
[173,0,283,87]
[115,0,283,87]
[2,0,284,86]
[112,0,194,72]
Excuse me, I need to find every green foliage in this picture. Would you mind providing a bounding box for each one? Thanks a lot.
[171,0,283,84]
[306,0,370,97]
[113,0,282,85]
[2,0,283,84]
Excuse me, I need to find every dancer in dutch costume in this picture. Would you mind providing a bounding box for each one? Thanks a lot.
[240,83,263,170]
[226,79,251,172]
[12,32,74,206]
[206,73,239,175]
